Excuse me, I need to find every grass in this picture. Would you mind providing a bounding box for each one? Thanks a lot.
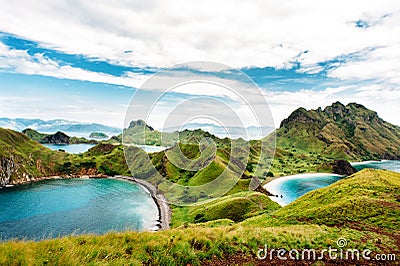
[270,169,400,232]
[0,129,131,183]
[0,224,394,265]
[2,103,400,264]
[0,128,69,181]
[22,128,96,144]
[171,191,280,226]
[0,167,399,264]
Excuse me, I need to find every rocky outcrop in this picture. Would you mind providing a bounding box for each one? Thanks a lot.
[42,131,70,144]
[280,108,324,129]
[331,160,357,176]
[0,156,19,186]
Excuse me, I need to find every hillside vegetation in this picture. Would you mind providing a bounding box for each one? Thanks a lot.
[0,129,129,186]
[0,128,67,185]
[22,128,97,145]
[1,169,399,265]
[268,102,400,176]
[1,101,399,264]
[171,191,280,226]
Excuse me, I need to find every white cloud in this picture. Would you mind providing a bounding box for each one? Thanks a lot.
[265,85,400,127]
[0,42,149,88]
[1,0,400,129]
[328,44,400,84]
[0,0,399,70]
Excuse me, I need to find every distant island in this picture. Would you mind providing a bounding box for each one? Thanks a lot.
[89,132,109,139]
[22,128,98,145]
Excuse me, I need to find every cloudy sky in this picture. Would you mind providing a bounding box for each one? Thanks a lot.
[0,0,399,129]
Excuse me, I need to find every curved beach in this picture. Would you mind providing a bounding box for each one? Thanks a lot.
[263,173,344,206]
[2,174,171,231]
[113,175,171,230]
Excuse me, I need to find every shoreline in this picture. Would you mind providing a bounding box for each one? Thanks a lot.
[263,172,344,206]
[2,174,108,188]
[113,176,171,231]
[1,174,171,231]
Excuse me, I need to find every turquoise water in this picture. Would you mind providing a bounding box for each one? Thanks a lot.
[264,173,344,206]
[44,144,167,154]
[352,160,400,173]
[264,160,400,206]
[43,144,96,154]
[0,179,158,241]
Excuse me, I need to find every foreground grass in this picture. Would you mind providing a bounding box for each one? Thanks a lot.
[0,225,391,265]
[1,169,399,265]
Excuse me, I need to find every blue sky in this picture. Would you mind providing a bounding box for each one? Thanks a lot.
[0,1,399,129]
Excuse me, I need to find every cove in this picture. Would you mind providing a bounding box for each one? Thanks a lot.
[352,160,400,173]
[263,173,343,206]
[43,144,96,154]
[43,144,168,154]
[264,160,400,206]
[0,178,159,241]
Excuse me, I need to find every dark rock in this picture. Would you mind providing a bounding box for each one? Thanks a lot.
[255,185,274,196]
[331,160,357,176]
[42,131,70,145]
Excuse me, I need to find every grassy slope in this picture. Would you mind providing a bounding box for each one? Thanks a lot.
[171,191,280,227]
[0,128,68,180]
[243,169,400,232]
[58,144,130,176]
[22,128,97,144]
[1,169,398,265]
[0,129,129,182]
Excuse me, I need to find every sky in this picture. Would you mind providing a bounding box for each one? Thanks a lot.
[0,0,399,130]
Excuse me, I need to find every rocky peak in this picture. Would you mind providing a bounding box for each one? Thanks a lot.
[128,119,154,131]
[280,107,321,128]
[323,101,346,120]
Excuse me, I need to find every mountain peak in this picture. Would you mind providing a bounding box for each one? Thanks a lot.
[346,102,366,109]
[276,102,400,160]
[279,107,322,128]
[128,119,154,131]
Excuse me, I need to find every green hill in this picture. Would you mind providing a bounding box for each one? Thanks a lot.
[267,102,400,176]
[172,191,280,226]
[277,102,400,160]
[114,102,400,179]
[22,128,97,145]
[0,128,67,185]
[244,169,400,231]
[21,128,47,142]
[122,119,232,148]
[89,132,109,139]
[1,169,398,265]
[0,129,129,186]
